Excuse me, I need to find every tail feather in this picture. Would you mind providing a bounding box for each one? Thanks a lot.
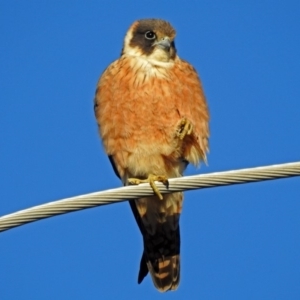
[141,219,181,292]
[147,255,180,292]
[130,193,182,292]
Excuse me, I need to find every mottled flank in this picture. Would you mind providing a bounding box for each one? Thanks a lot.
[94,18,209,292]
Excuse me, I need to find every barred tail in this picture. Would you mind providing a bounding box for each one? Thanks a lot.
[130,192,182,292]
[138,218,181,292]
[147,254,180,292]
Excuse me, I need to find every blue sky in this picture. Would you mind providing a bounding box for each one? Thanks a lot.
[1,1,299,299]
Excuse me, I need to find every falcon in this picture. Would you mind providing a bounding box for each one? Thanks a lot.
[94,19,209,292]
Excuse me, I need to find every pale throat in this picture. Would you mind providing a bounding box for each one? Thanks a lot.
[124,46,175,78]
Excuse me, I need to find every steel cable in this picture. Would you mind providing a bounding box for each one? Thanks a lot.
[0,161,299,232]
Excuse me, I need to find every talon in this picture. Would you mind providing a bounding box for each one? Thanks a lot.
[128,174,168,200]
[176,117,193,140]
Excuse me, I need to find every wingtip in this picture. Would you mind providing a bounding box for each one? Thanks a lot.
[137,252,149,284]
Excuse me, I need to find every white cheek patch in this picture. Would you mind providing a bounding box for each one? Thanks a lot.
[125,47,144,57]
[123,30,134,51]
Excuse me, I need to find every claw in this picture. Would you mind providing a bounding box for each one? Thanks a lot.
[128,174,168,200]
[176,117,193,140]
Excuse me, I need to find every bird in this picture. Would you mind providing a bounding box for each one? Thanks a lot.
[94,18,209,292]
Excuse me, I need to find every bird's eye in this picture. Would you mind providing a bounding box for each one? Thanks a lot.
[145,31,156,40]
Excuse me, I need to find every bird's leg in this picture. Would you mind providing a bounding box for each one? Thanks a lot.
[128,174,168,200]
[176,117,193,140]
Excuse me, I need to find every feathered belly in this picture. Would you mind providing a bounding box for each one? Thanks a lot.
[97,60,207,178]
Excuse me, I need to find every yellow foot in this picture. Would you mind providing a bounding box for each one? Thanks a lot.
[128,174,168,200]
[176,117,193,140]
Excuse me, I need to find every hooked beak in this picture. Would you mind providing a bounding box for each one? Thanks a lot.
[154,37,171,51]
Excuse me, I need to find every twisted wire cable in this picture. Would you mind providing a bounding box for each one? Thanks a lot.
[0,161,299,232]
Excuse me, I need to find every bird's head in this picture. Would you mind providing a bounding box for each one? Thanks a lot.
[122,19,177,64]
